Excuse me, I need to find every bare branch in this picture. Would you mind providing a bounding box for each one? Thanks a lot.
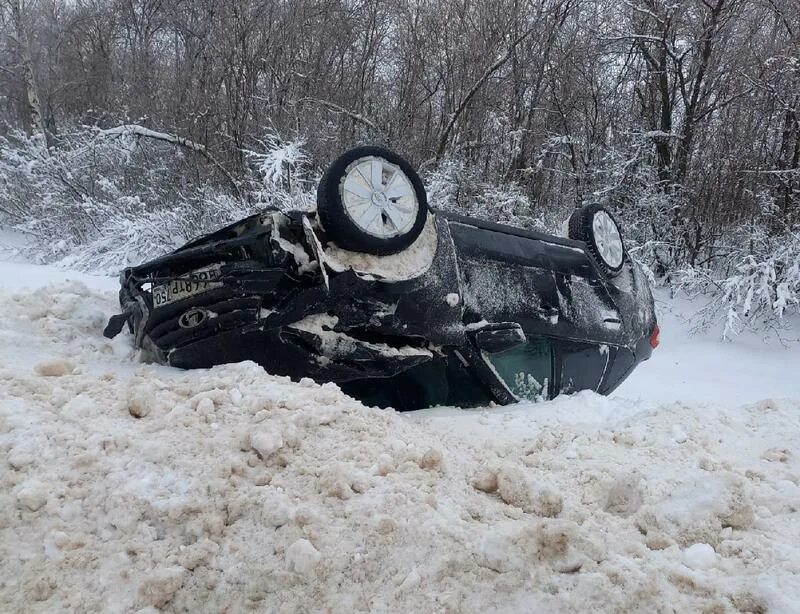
[601,34,663,43]
[436,26,537,161]
[298,98,380,132]
[622,0,664,25]
[696,86,756,120]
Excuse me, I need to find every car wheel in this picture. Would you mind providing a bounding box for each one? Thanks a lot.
[568,203,626,276]
[316,146,428,255]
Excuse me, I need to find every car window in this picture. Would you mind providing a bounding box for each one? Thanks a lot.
[557,341,606,394]
[483,338,553,401]
[341,353,494,410]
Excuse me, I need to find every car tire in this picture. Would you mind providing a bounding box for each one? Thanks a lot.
[316,146,428,255]
[568,203,626,276]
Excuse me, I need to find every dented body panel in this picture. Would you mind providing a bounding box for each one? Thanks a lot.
[107,209,657,409]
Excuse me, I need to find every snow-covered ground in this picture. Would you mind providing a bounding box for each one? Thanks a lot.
[1,249,799,612]
[612,293,800,405]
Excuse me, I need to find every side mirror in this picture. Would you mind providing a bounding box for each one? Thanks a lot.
[471,323,526,353]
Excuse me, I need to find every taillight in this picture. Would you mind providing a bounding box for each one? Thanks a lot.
[649,324,660,349]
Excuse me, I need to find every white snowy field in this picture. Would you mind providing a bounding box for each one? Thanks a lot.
[1,250,799,612]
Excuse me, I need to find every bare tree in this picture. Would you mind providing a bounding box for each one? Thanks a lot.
[4,0,44,138]
[0,0,797,270]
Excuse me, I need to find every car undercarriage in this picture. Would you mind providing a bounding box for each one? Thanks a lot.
[105,146,658,410]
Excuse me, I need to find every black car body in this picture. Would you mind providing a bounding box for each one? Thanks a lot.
[105,207,658,410]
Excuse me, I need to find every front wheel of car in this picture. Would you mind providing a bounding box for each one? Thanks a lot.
[568,203,626,276]
[316,146,428,255]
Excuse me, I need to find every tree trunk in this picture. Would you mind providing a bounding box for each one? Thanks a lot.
[9,0,45,139]
[775,97,799,229]
[674,0,726,183]
[634,38,672,185]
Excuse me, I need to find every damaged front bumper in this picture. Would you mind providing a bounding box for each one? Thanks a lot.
[106,210,466,384]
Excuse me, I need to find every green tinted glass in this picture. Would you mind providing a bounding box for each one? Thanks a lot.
[484,338,552,401]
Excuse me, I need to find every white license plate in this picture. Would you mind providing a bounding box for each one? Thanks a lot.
[152,265,222,307]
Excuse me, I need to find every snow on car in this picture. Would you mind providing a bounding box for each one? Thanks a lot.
[105,146,659,410]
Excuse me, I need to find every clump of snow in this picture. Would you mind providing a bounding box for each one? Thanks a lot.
[249,430,284,459]
[683,543,718,570]
[270,213,314,273]
[138,566,186,608]
[636,474,755,546]
[33,359,74,377]
[495,463,563,517]
[604,473,643,516]
[127,386,154,418]
[322,213,438,280]
[471,467,498,493]
[476,518,585,574]
[285,539,321,575]
[417,447,443,471]
[15,479,49,512]
[288,313,432,359]
[445,292,460,306]
[1,263,800,612]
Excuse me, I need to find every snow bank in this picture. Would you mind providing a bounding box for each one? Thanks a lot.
[1,270,800,612]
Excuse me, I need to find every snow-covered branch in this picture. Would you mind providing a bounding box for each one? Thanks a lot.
[98,124,208,152]
[97,124,243,201]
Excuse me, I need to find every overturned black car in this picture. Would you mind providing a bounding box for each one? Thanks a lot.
[105,146,658,410]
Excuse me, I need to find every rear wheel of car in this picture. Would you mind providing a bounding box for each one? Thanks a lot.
[316,146,428,255]
[568,204,626,276]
